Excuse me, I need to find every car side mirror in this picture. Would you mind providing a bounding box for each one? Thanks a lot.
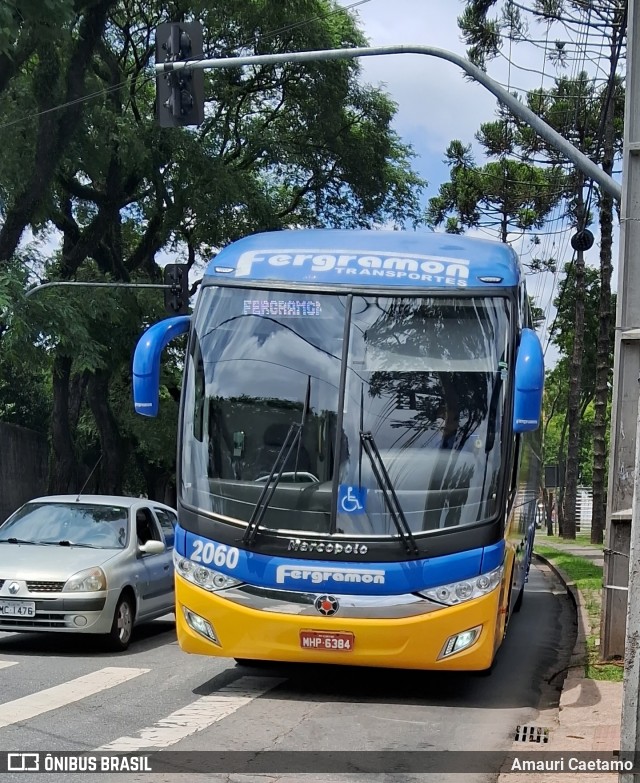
[513,327,544,433]
[139,540,166,555]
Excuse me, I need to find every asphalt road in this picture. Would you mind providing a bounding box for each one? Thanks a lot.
[0,562,574,783]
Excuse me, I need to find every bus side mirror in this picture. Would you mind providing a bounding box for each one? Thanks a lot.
[513,328,544,433]
[133,316,191,417]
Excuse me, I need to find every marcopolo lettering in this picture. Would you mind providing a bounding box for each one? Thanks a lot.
[287,539,368,555]
[234,250,470,287]
[275,565,385,585]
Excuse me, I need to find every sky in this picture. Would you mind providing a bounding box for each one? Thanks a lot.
[335,0,623,366]
[337,0,513,194]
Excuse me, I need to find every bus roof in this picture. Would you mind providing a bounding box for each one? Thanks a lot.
[203,229,522,289]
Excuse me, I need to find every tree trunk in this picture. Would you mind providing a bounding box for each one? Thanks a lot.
[562,246,587,539]
[556,409,569,536]
[591,82,616,545]
[87,369,126,495]
[48,355,79,493]
[135,452,174,503]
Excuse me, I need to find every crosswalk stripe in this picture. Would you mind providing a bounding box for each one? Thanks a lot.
[0,660,18,670]
[0,667,149,729]
[97,675,284,751]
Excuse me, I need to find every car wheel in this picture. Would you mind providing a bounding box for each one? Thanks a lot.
[107,594,135,651]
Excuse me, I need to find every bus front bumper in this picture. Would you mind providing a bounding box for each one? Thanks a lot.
[175,576,503,671]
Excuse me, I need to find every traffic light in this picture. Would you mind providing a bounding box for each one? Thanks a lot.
[156,22,205,127]
[164,263,190,314]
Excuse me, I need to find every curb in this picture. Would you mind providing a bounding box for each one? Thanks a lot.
[532,551,589,673]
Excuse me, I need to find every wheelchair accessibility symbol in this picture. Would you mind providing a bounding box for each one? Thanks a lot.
[338,485,367,515]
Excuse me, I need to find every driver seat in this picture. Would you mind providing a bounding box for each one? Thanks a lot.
[253,422,312,478]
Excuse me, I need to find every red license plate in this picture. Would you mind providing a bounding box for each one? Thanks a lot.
[300,630,354,652]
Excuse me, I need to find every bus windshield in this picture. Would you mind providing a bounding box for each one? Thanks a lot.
[181,287,511,539]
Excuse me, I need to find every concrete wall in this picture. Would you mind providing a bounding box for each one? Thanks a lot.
[0,422,48,522]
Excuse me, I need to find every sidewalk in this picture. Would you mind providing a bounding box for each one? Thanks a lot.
[498,538,623,782]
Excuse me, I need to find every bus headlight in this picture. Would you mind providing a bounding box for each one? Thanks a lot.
[418,565,503,606]
[174,550,243,592]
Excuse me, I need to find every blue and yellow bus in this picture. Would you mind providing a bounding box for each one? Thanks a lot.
[133,230,543,671]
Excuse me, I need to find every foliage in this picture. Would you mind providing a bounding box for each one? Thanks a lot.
[427,125,568,241]
[542,261,615,486]
[0,1,74,58]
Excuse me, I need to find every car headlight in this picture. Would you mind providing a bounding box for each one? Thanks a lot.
[173,549,242,592]
[62,567,107,592]
[418,565,504,606]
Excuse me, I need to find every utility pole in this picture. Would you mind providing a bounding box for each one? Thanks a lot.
[601,0,639,653]
[611,1,640,779]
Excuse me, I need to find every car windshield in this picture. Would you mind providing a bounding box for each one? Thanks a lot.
[181,288,511,538]
[0,503,129,548]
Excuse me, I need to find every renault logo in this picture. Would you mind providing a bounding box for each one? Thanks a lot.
[315,595,339,616]
[8,582,20,595]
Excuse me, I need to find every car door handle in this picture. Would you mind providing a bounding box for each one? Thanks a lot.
[164,565,170,571]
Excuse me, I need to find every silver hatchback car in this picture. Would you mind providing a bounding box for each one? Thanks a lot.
[0,495,177,650]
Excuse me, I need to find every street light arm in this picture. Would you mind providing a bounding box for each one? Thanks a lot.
[157,43,620,201]
[23,281,170,299]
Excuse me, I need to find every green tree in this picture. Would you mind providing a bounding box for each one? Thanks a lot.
[0,0,426,497]
[457,0,626,543]
[427,129,567,241]
[0,0,117,263]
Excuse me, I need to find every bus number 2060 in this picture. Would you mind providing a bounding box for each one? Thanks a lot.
[191,539,240,569]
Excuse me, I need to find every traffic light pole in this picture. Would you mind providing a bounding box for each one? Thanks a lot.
[157,42,620,200]
[23,281,169,299]
[22,276,190,314]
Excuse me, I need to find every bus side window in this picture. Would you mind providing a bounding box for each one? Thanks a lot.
[192,339,205,442]
[510,435,521,502]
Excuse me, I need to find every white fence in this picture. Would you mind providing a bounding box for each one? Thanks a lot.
[542,486,594,533]
[575,486,593,532]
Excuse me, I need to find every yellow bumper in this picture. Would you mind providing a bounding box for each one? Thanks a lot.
[175,575,503,671]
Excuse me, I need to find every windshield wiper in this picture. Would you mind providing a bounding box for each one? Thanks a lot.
[2,539,100,547]
[243,422,303,546]
[359,431,419,556]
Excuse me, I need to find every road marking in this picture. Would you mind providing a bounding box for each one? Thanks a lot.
[97,676,284,751]
[0,660,18,670]
[0,667,149,729]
